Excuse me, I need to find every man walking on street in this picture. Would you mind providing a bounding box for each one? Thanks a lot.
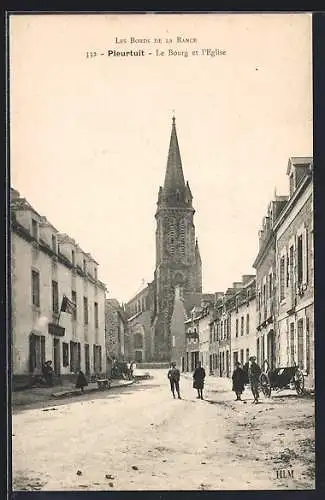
[167,362,181,399]
[248,356,261,404]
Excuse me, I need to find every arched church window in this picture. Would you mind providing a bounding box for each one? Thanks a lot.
[134,332,143,349]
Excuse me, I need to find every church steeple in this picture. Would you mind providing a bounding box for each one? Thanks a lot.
[163,116,186,192]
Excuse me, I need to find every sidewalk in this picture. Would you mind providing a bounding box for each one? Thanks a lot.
[12,378,135,408]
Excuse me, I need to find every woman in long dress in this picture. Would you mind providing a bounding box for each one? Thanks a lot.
[193,361,206,400]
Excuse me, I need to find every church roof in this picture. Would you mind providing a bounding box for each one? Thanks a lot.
[163,116,186,192]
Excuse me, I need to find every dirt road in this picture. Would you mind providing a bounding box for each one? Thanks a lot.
[12,369,315,491]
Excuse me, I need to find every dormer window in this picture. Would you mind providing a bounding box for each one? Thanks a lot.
[31,219,38,240]
[94,267,98,280]
[83,258,87,273]
[72,250,76,266]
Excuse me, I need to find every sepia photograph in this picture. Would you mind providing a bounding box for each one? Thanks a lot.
[9,12,314,491]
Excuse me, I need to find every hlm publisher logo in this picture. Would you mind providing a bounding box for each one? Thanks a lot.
[276,469,294,480]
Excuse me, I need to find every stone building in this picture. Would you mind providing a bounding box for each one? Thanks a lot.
[184,305,202,372]
[125,284,155,362]
[125,117,203,362]
[253,195,288,369]
[230,275,256,373]
[105,298,129,368]
[11,188,107,387]
[210,290,234,378]
[274,157,314,389]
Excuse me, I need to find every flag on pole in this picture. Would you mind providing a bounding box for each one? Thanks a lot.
[60,295,76,314]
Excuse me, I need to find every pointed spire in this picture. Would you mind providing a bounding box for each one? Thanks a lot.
[163,115,186,192]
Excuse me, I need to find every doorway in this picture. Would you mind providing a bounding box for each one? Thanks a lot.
[267,330,276,369]
[53,338,61,376]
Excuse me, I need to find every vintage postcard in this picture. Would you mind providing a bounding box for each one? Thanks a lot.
[9,12,314,491]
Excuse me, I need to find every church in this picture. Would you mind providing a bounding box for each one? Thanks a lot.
[125,117,205,363]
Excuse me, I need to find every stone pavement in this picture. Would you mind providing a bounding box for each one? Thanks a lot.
[12,378,135,408]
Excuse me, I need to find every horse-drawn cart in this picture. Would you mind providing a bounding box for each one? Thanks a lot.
[260,360,305,397]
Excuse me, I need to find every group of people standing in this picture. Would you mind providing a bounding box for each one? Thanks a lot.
[167,361,206,400]
[167,356,262,403]
[232,355,262,403]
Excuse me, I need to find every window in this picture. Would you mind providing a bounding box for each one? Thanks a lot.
[289,246,294,288]
[94,302,99,328]
[233,351,238,366]
[31,269,40,307]
[240,316,244,336]
[297,234,303,284]
[235,318,239,337]
[83,297,88,325]
[72,291,77,320]
[240,349,244,365]
[246,348,250,362]
[51,235,56,253]
[31,219,38,239]
[280,256,285,301]
[71,250,76,266]
[246,314,249,335]
[52,280,59,313]
[94,267,98,280]
[83,258,87,273]
[62,342,69,367]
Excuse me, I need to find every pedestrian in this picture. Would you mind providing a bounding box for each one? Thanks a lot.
[193,361,206,400]
[232,361,246,401]
[42,360,54,387]
[76,370,88,393]
[248,356,261,404]
[130,360,135,379]
[167,362,181,399]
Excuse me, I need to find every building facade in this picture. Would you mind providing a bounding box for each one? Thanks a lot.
[230,276,256,373]
[125,284,155,362]
[105,298,129,367]
[11,188,107,385]
[253,196,288,369]
[184,306,201,372]
[274,157,314,389]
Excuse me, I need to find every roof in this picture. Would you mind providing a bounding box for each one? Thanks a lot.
[163,116,186,192]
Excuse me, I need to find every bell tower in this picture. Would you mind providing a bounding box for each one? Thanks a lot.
[153,116,202,361]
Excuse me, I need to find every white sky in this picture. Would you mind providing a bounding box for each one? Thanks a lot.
[10,13,312,303]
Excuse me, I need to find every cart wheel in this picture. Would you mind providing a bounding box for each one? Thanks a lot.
[260,373,271,398]
[294,368,305,395]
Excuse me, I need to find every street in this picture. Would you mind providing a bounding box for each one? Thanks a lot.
[12,369,315,491]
